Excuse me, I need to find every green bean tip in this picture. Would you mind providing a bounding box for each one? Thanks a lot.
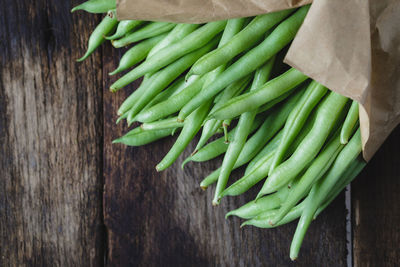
[200,185,207,191]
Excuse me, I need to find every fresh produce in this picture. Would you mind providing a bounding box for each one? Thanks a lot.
[73,0,365,259]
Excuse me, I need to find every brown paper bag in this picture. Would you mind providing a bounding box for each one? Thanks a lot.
[116,0,400,161]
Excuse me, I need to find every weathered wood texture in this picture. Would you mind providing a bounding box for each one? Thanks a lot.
[102,47,348,265]
[352,126,400,267]
[0,1,104,266]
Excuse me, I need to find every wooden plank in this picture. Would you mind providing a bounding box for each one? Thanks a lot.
[0,1,104,265]
[102,52,348,265]
[352,126,400,267]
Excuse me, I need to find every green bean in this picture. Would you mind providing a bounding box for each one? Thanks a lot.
[106,20,144,40]
[209,68,308,120]
[156,101,212,171]
[256,91,349,199]
[77,12,118,61]
[135,75,205,123]
[225,189,290,219]
[111,22,175,48]
[289,129,362,260]
[71,0,116,13]
[188,9,293,76]
[340,100,359,144]
[178,6,310,120]
[110,21,227,91]
[269,130,345,225]
[269,81,328,175]
[124,38,219,123]
[200,90,303,189]
[147,24,200,58]
[195,18,247,151]
[256,89,295,114]
[109,33,167,75]
[141,117,183,131]
[112,127,176,146]
[212,59,275,204]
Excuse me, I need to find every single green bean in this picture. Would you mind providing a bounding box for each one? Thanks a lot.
[125,39,218,124]
[106,20,144,40]
[209,68,308,120]
[188,9,293,76]
[156,101,212,171]
[141,117,183,131]
[109,33,167,75]
[77,12,118,61]
[289,129,362,260]
[112,22,176,48]
[71,0,116,13]
[269,81,328,175]
[110,21,227,91]
[256,91,349,198]
[340,100,359,144]
[178,6,310,120]
[112,127,175,146]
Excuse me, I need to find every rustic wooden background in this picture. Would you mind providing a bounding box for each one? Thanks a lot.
[0,0,399,266]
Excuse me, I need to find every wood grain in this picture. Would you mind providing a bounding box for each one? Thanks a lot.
[352,126,400,267]
[0,0,104,266]
[102,47,348,265]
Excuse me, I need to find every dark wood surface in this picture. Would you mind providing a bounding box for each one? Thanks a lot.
[0,0,399,266]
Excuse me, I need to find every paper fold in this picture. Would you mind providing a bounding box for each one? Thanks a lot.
[117,0,400,161]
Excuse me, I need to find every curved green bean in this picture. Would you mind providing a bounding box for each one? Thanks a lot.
[109,33,167,75]
[71,0,116,13]
[77,12,118,61]
[340,100,359,144]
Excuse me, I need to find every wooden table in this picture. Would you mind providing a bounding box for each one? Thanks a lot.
[1,0,399,266]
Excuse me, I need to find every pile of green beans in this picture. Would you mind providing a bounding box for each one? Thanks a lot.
[73,0,366,259]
